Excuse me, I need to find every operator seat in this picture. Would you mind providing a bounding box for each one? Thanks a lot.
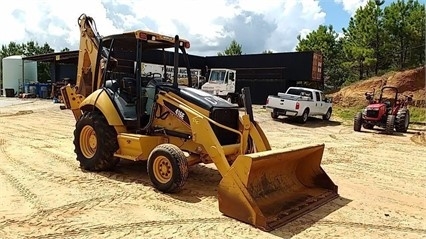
[119,77,137,103]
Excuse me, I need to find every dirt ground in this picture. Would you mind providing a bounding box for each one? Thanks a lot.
[0,98,425,239]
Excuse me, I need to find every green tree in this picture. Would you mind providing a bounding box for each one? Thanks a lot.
[383,0,425,69]
[262,50,273,54]
[341,0,382,80]
[296,25,347,89]
[218,40,242,56]
[0,41,54,83]
[61,47,70,52]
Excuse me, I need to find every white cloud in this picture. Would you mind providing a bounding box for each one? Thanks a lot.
[0,0,327,56]
[334,0,369,15]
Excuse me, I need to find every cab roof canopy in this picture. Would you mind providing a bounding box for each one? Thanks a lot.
[101,30,190,52]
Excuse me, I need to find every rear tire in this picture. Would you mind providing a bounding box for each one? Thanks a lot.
[354,112,362,132]
[74,111,119,171]
[395,109,410,133]
[147,144,188,193]
[323,108,332,120]
[271,110,278,119]
[298,109,309,124]
[385,115,395,135]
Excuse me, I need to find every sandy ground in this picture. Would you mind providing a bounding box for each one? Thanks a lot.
[0,98,425,239]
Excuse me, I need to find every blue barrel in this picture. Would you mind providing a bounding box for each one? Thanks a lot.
[38,83,50,99]
[24,83,30,93]
[28,84,37,95]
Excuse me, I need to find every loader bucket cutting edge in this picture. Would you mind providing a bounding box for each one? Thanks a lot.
[217,144,338,231]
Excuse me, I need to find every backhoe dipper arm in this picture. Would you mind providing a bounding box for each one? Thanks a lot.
[61,14,108,120]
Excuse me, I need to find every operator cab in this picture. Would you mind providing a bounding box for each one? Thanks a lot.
[95,31,196,130]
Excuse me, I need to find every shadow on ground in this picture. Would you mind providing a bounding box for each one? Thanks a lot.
[275,116,342,128]
[84,160,221,203]
[270,196,352,238]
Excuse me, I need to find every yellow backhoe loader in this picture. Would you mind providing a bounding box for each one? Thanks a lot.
[61,14,339,231]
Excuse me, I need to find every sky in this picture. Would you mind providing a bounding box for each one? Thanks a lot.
[0,0,420,57]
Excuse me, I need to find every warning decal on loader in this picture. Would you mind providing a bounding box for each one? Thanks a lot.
[164,101,191,127]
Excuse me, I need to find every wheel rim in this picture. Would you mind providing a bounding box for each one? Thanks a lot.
[153,156,173,184]
[303,112,308,121]
[80,125,97,158]
[326,110,331,119]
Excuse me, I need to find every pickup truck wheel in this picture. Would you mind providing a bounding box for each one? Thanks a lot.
[323,108,332,120]
[226,95,233,104]
[271,110,278,119]
[298,109,309,124]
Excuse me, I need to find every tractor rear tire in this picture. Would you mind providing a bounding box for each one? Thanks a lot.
[74,111,120,171]
[395,109,410,133]
[147,144,189,193]
[385,115,395,135]
[354,112,362,132]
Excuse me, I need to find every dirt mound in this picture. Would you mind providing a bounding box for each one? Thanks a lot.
[411,132,426,146]
[331,67,425,107]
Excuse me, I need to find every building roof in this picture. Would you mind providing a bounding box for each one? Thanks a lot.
[22,50,79,64]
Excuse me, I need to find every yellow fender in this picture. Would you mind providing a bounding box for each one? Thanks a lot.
[79,89,124,127]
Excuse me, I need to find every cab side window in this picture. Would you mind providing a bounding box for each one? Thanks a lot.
[315,92,321,101]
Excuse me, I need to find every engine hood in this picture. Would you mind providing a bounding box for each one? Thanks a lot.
[179,86,237,111]
[367,103,385,109]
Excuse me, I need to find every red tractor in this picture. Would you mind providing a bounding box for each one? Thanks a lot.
[354,86,412,134]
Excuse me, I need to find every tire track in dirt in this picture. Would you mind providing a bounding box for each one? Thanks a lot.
[0,167,45,212]
[315,220,426,233]
[32,146,220,214]
[0,135,219,230]
[25,217,234,239]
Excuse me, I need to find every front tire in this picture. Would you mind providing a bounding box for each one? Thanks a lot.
[147,144,188,193]
[385,115,395,135]
[226,95,233,104]
[323,108,332,120]
[74,111,120,171]
[354,112,362,132]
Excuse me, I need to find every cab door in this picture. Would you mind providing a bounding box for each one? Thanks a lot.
[226,70,236,93]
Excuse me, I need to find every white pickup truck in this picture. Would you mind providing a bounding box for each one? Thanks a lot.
[265,87,333,123]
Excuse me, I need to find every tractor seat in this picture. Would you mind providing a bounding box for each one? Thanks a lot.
[105,79,119,92]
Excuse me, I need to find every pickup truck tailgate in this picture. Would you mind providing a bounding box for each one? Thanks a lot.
[266,96,299,116]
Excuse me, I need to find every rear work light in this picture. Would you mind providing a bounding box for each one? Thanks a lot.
[295,102,300,110]
[138,32,148,40]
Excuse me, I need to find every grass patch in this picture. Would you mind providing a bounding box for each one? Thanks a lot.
[333,105,426,124]
[332,105,364,122]
[409,107,426,124]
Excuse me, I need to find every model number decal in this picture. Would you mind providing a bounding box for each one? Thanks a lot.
[175,109,185,120]
[164,101,190,126]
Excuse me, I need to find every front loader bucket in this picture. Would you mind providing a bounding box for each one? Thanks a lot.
[218,144,338,231]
